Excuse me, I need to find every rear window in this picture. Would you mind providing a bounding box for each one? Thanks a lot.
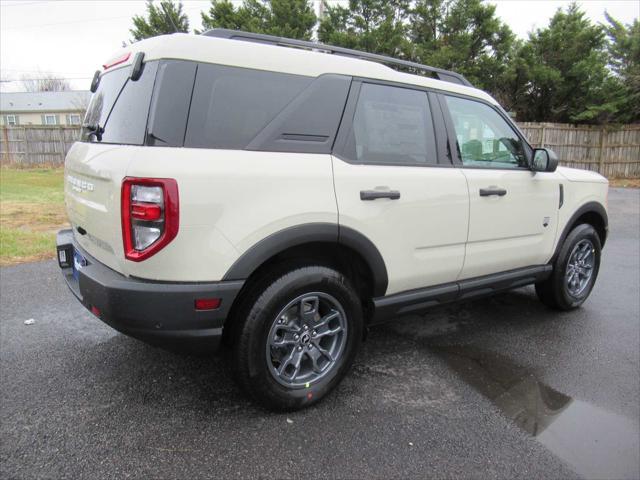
[184,65,312,150]
[83,61,158,145]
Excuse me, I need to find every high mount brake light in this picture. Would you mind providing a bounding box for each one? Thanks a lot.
[103,52,131,70]
[121,178,179,262]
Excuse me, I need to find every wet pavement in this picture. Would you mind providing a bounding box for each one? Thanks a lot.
[1,188,639,479]
[434,346,639,479]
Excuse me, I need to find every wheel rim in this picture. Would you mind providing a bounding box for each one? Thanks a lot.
[565,239,596,296]
[266,292,347,388]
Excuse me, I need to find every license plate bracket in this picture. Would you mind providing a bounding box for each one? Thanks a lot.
[72,249,88,281]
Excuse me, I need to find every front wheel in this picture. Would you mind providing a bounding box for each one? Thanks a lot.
[232,266,363,411]
[536,223,601,310]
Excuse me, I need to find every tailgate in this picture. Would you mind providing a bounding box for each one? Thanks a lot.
[64,142,130,275]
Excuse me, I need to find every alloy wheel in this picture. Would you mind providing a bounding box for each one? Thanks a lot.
[266,292,347,388]
[565,239,596,296]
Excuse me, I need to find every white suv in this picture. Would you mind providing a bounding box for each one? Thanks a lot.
[57,29,608,410]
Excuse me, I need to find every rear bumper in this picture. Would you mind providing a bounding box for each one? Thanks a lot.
[56,229,243,352]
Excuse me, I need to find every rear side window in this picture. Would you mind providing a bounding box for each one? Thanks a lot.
[344,83,437,165]
[83,61,158,145]
[185,65,311,150]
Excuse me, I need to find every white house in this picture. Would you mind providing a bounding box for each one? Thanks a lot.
[0,91,91,127]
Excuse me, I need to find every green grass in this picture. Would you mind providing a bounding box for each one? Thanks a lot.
[0,168,65,203]
[0,229,57,263]
[0,168,66,266]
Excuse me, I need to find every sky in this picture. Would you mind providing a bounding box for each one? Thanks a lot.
[1,0,638,92]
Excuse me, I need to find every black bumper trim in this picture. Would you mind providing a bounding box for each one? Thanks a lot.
[57,229,243,351]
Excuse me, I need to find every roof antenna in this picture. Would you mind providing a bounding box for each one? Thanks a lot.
[160,2,179,33]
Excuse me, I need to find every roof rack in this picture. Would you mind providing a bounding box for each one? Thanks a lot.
[202,29,473,87]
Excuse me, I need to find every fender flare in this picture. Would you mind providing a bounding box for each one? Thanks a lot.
[551,201,608,263]
[222,223,389,297]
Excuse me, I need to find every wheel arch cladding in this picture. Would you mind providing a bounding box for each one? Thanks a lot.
[553,202,608,263]
[222,223,389,297]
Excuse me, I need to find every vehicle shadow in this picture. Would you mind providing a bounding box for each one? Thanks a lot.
[368,285,563,347]
[75,286,568,415]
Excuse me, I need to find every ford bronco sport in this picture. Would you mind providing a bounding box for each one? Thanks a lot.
[57,29,608,411]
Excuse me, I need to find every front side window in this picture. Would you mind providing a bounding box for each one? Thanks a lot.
[44,114,57,125]
[345,83,437,165]
[445,96,527,169]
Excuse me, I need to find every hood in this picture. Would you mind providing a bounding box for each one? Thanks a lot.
[557,166,608,184]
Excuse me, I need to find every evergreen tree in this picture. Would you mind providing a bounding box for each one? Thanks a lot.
[318,0,411,57]
[201,0,316,40]
[603,13,640,123]
[409,0,516,103]
[510,3,613,123]
[130,0,189,41]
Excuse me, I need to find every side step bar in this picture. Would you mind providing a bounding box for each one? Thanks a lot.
[371,265,552,324]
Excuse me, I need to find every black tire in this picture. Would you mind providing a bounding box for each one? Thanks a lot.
[231,265,363,411]
[535,223,601,310]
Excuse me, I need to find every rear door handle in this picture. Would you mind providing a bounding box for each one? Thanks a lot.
[360,190,401,201]
[479,187,507,197]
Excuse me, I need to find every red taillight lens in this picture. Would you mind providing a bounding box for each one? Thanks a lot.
[122,177,179,262]
[131,203,162,221]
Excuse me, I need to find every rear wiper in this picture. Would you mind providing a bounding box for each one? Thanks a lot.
[84,124,104,142]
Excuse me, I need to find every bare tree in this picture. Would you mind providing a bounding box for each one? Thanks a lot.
[0,72,15,92]
[70,93,91,121]
[21,74,71,92]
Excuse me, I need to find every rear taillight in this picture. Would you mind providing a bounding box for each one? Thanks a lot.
[121,177,179,262]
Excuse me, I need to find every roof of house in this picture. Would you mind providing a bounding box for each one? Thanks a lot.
[0,91,91,113]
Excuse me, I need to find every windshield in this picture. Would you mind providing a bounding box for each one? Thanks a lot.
[82,61,158,145]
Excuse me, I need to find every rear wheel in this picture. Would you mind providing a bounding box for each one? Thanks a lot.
[232,266,363,411]
[536,224,601,310]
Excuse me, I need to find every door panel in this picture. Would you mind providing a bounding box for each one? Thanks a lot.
[332,158,469,295]
[439,93,560,279]
[461,169,559,279]
[332,81,469,295]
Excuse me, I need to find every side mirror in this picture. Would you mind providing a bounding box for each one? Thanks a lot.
[532,148,558,172]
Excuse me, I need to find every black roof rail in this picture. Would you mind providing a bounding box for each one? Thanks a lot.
[202,28,473,87]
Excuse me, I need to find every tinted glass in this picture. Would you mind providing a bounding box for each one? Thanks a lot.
[246,74,351,154]
[346,83,437,165]
[83,67,129,132]
[185,64,311,149]
[445,96,526,168]
[99,61,158,145]
[83,61,158,145]
[147,60,197,147]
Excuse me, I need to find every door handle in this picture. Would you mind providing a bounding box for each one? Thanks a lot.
[360,190,401,201]
[479,187,507,197]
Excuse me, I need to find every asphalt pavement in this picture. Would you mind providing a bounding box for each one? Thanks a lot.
[1,188,639,479]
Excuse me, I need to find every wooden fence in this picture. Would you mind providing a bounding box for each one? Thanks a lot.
[518,122,640,178]
[1,123,639,177]
[1,126,81,167]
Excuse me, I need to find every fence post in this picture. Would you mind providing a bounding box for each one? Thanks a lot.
[59,127,65,165]
[540,124,546,148]
[598,127,606,176]
[1,126,11,164]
